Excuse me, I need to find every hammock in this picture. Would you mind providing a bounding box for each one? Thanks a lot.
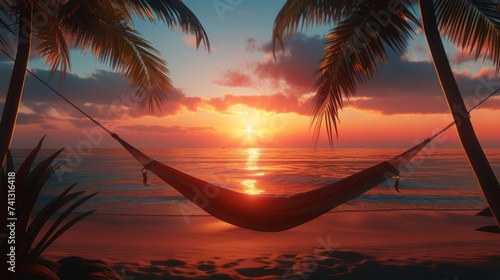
[112,132,439,232]
[1,48,496,232]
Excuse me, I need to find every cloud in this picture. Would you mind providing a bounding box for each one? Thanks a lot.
[205,93,311,115]
[2,56,313,129]
[2,32,499,137]
[245,38,258,53]
[347,50,500,114]
[125,88,204,118]
[17,113,46,125]
[214,70,254,87]
[254,33,323,95]
[39,124,59,131]
[182,35,198,48]
[212,33,323,95]
[450,49,476,65]
[0,62,206,126]
[118,125,217,134]
[401,45,432,63]
[212,33,500,116]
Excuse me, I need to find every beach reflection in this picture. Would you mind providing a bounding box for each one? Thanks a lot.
[245,148,260,170]
[242,148,264,194]
[242,179,263,195]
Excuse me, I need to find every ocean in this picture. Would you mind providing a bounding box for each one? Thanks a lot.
[10,147,500,216]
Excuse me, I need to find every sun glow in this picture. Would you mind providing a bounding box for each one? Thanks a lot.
[246,125,253,134]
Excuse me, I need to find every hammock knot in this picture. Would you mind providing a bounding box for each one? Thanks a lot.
[394,174,401,193]
[142,167,149,186]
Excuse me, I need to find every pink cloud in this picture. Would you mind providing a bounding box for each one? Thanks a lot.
[214,70,254,88]
[212,34,323,95]
[182,35,198,48]
[254,34,323,95]
[451,49,475,65]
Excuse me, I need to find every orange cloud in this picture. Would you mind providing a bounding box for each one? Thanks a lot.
[118,125,217,134]
[204,93,311,115]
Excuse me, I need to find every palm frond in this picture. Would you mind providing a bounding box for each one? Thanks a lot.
[272,0,360,53]
[310,0,417,145]
[22,183,79,257]
[0,139,97,268]
[60,0,174,111]
[0,0,15,47]
[117,0,210,50]
[435,0,500,73]
[17,149,64,236]
[35,1,71,80]
[29,193,97,260]
[13,135,45,191]
[19,263,60,280]
[33,210,96,260]
[0,150,14,226]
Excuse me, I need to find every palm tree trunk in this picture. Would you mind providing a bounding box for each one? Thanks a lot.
[419,0,500,228]
[0,4,33,167]
[1,4,33,279]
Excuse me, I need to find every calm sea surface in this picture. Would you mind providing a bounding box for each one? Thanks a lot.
[10,148,500,215]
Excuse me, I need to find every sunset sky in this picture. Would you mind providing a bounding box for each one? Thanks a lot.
[1,0,499,149]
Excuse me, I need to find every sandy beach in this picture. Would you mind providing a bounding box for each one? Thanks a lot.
[38,209,500,279]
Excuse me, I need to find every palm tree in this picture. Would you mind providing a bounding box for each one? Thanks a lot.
[0,0,210,166]
[273,0,500,228]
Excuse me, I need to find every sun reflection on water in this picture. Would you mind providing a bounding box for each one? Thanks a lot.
[242,148,265,194]
[242,179,264,195]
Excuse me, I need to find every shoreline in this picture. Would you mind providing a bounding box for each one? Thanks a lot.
[69,207,491,216]
[38,209,500,279]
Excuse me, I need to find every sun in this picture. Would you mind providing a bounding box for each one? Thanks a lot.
[246,125,253,134]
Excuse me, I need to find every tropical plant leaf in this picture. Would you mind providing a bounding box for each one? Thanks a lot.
[33,210,96,260]
[59,0,174,112]
[435,0,500,73]
[17,149,64,240]
[0,151,14,228]
[1,139,97,270]
[310,0,417,145]
[19,262,60,280]
[17,148,63,210]
[29,192,98,260]
[36,17,71,80]
[2,0,209,112]
[0,0,14,47]
[15,135,45,190]
[25,183,78,239]
[273,0,419,145]
[118,0,210,50]
[0,166,8,233]
[22,183,80,258]
[273,0,361,52]
[6,149,13,173]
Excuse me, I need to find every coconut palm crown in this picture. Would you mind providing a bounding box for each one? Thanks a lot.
[0,0,210,166]
[273,0,499,142]
[273,0,500,227]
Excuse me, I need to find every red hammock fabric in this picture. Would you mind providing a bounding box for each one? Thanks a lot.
[112,134,430,232]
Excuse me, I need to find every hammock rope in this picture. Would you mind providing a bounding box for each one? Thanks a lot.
[1,47,498,231]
